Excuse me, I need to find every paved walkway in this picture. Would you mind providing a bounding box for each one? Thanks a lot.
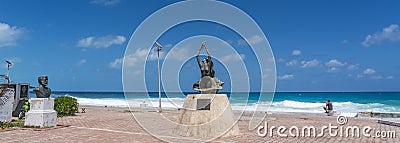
[0,106,399,142]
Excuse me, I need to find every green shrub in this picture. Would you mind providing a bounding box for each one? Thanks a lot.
[23,101,30,112]
[54,96,78,117]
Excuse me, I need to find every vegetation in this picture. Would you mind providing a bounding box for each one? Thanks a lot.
[54,96,78,117]
[23,101,30,112]
[0,119,24,129]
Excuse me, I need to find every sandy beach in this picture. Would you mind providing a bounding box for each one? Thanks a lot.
[0,105,398,142]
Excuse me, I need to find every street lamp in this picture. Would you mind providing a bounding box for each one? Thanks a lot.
[5,60,12,78]
[154,41,163,113]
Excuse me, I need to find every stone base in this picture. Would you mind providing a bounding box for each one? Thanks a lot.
[0,89,14,122]
[173,94,240,139]
[24,98,57,128]
[24,110,57,127]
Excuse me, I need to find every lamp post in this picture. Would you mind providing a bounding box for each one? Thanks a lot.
[154,41,163,113]
[5,60,12,84]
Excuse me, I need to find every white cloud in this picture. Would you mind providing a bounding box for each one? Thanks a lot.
[341,40,348,44]
[133,70,142,75]
[167,46,191,61]
[371,75,383,80]
[285,60,298,66]
[278,74,294,80]
[325,59,347,67]
[356,68,378,79]
[347,64,359,70]
[362,24,400,47]
[237,39,246,45]
[386,76,395,79]
[109,48,147,69]
[164,44,173,48]
[237,35,264,45]
[109,58,123,69]
[109,45,192,69]
[90,0,120,6]
[77,59,87,66]
[148,47,165,61]
[220,54,245,62]
[292,50,301,56]
[363,68,376,75]
[262,68,274,79]
[300,59,320,68]
[327,67,340,73]
[0,22,24,47]
[248,35,264,44]
[77,35,126,48]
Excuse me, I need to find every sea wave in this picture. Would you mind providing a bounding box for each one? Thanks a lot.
[59,94,400,115]
[265,100,398,114]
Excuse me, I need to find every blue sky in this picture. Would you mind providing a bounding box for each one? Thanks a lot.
[0,0,399,92]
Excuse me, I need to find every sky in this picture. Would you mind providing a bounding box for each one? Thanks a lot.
[0,0,399,92]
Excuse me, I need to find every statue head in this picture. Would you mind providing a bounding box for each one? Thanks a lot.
[202,58,209,64]
[38,75,48,87]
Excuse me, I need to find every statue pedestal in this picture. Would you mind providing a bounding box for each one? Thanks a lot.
[24,98,57,127]
[173,94,239,139]
[0,89,14,122]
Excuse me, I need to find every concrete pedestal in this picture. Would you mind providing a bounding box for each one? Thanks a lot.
[0,89,14,122]
[173,94,239,139]
[24,98,57,127]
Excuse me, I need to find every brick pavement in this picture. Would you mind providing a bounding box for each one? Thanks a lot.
[0,106,399,142]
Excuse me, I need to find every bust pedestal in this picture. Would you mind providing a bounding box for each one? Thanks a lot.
[24,98,57,127]
[0,89,14,122]
[173,94,240,139]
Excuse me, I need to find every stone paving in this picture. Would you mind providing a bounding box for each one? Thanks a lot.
[0,106,399,142]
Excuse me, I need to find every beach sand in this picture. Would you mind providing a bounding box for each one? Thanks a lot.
[0,105,399,142]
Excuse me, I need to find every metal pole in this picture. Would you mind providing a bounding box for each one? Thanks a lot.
[158,46,162,113]
[154,41,163,113]
[5,61,12,84]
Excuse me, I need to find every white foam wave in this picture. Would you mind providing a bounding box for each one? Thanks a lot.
[232,100,400,115]
[60,94,399,114]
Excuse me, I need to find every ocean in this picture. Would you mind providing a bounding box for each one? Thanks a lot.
[39,92,400,116]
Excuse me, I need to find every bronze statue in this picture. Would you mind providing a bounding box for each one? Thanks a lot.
[193,42,224,94]
[34,75,51,98]
[196,42,215,78]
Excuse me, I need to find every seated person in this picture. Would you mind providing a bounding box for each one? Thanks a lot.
[323,100,333,113]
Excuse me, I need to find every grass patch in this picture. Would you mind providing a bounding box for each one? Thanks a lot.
[0,119,25,129]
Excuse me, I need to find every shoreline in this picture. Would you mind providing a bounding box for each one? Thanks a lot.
[46,92,400,116]
[79,104,400,119]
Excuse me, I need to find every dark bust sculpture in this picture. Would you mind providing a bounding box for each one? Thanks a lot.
[34,75,51,98]
[193,42,224,94]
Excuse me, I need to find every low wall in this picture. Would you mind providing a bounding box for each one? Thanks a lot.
[357,111,400,118]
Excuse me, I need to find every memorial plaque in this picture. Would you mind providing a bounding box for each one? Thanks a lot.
[20,84,29,98]
[196,99,211,110]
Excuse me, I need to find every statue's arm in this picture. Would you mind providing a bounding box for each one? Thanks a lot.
[196,47,201,66]
[205,47,211,60]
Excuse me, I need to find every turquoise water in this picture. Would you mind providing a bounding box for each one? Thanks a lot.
[45,92,400,114]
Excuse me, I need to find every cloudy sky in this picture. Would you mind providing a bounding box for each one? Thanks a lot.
[0,0,399,92]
